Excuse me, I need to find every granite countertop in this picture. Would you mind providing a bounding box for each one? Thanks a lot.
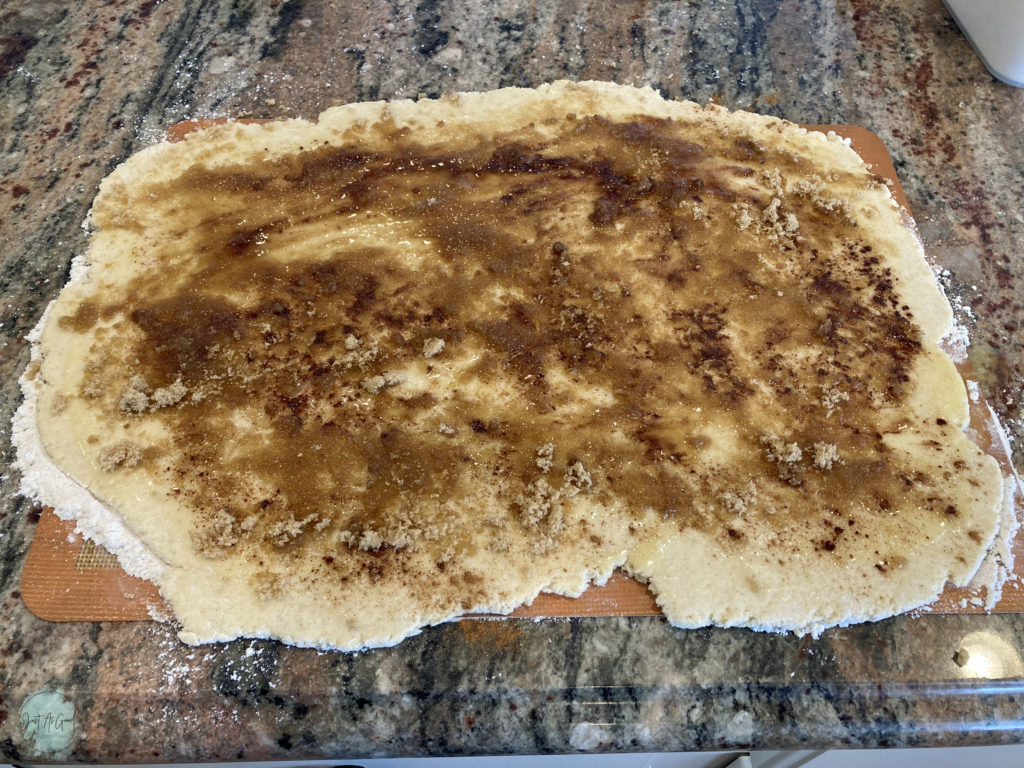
[2,0,1024,762]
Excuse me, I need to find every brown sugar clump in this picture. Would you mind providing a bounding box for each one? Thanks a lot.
[192,508,240,558]
[761,432,802,464]
[266,514,319,547]
[151,379,187,408]
[813,442,841,471]
[422,337,445,358]
[721,482,758,516]
[517,478,565,553]
[117,375,150,412]
[362,371,405,394]
[760,433,804,486]
[97,440,142,471]
[535,443,555,472]
[564,461,593,495]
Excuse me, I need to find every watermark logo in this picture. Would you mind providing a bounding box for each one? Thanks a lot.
[19,688,78,756]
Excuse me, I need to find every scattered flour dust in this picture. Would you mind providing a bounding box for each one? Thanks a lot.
[928,266,1023,610]
[151,624,279,708]
[11,292,166,585]
[967,406,1024,609]
[940,319,971,364]
[967,379,982,404]
[913,405,1023,617]
[936,267,973,364]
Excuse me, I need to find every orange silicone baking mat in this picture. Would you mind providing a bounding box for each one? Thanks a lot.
[20,123,1024,623]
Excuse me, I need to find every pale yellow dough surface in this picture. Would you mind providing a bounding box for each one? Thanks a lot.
[23,81,1003,649]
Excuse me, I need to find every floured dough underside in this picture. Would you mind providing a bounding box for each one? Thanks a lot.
[17,81,1003,649]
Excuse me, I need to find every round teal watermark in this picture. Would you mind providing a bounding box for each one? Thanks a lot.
[19,688,78,756]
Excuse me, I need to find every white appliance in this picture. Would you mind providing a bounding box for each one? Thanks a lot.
[945,0,1024,87]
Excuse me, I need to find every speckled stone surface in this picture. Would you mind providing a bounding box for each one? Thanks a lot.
[2,0,1023,762]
